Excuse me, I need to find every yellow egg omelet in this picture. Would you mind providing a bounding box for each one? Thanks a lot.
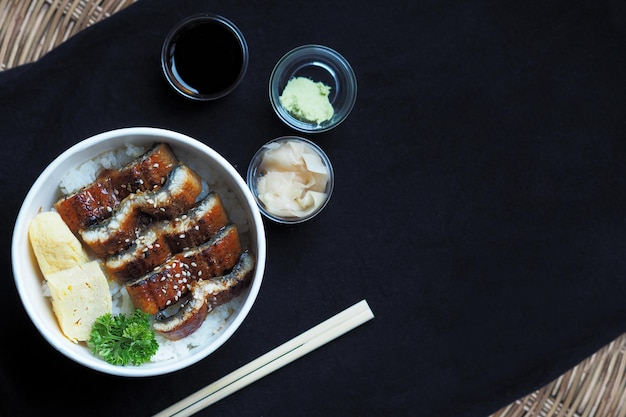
[28,211,112,342]
[28,211,90,275]
[45,261,112,342]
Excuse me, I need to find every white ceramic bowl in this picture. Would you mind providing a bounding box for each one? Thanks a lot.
[11,127,266,377]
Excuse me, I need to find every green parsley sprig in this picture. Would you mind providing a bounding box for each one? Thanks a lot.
[88,309,159,366]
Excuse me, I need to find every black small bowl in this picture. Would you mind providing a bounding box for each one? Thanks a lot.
[161,14,249,101]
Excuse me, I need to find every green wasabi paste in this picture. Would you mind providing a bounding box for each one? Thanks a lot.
[279,77,334,125]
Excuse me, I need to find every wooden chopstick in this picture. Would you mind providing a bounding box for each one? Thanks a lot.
[153,299,375,417]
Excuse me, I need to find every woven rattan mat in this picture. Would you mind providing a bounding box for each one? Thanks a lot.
[2,1,626,416]
[0,0,137,70]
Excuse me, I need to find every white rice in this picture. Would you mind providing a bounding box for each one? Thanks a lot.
[59,144,145,195]
[108,280,242,363]
[51,142,250,363]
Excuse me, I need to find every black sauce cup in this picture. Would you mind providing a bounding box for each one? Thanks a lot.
[161,14,249,101]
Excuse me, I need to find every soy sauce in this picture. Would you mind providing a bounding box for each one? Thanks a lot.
[162,16,247,100]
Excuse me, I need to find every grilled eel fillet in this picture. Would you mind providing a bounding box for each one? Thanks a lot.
[153,250,255,340]
[54,143,178,233]
[125,224,242,315]
[105,192,229,282]
[79,163,203,258]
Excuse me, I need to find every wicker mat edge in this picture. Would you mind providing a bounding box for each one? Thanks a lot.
[2,1,626,417]
[492,333,626,417]
[0,0,138,70]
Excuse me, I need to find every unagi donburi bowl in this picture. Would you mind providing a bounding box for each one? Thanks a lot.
[11,127,266,377]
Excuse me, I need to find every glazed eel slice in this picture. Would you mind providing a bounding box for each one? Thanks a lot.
[79,163,203,258]
[54,143,178,233]
[153,249,255,340]
[104,192,229,282]
[126,224,242,315]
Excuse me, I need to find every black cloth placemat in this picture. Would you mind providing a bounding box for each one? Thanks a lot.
[2,0,626,416]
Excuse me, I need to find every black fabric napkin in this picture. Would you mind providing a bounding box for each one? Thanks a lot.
[2,0,626,416]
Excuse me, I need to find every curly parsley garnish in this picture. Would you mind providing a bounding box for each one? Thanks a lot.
[88,309,159,366]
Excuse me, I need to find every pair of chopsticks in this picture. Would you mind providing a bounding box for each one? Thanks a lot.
[153,299,374,417]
